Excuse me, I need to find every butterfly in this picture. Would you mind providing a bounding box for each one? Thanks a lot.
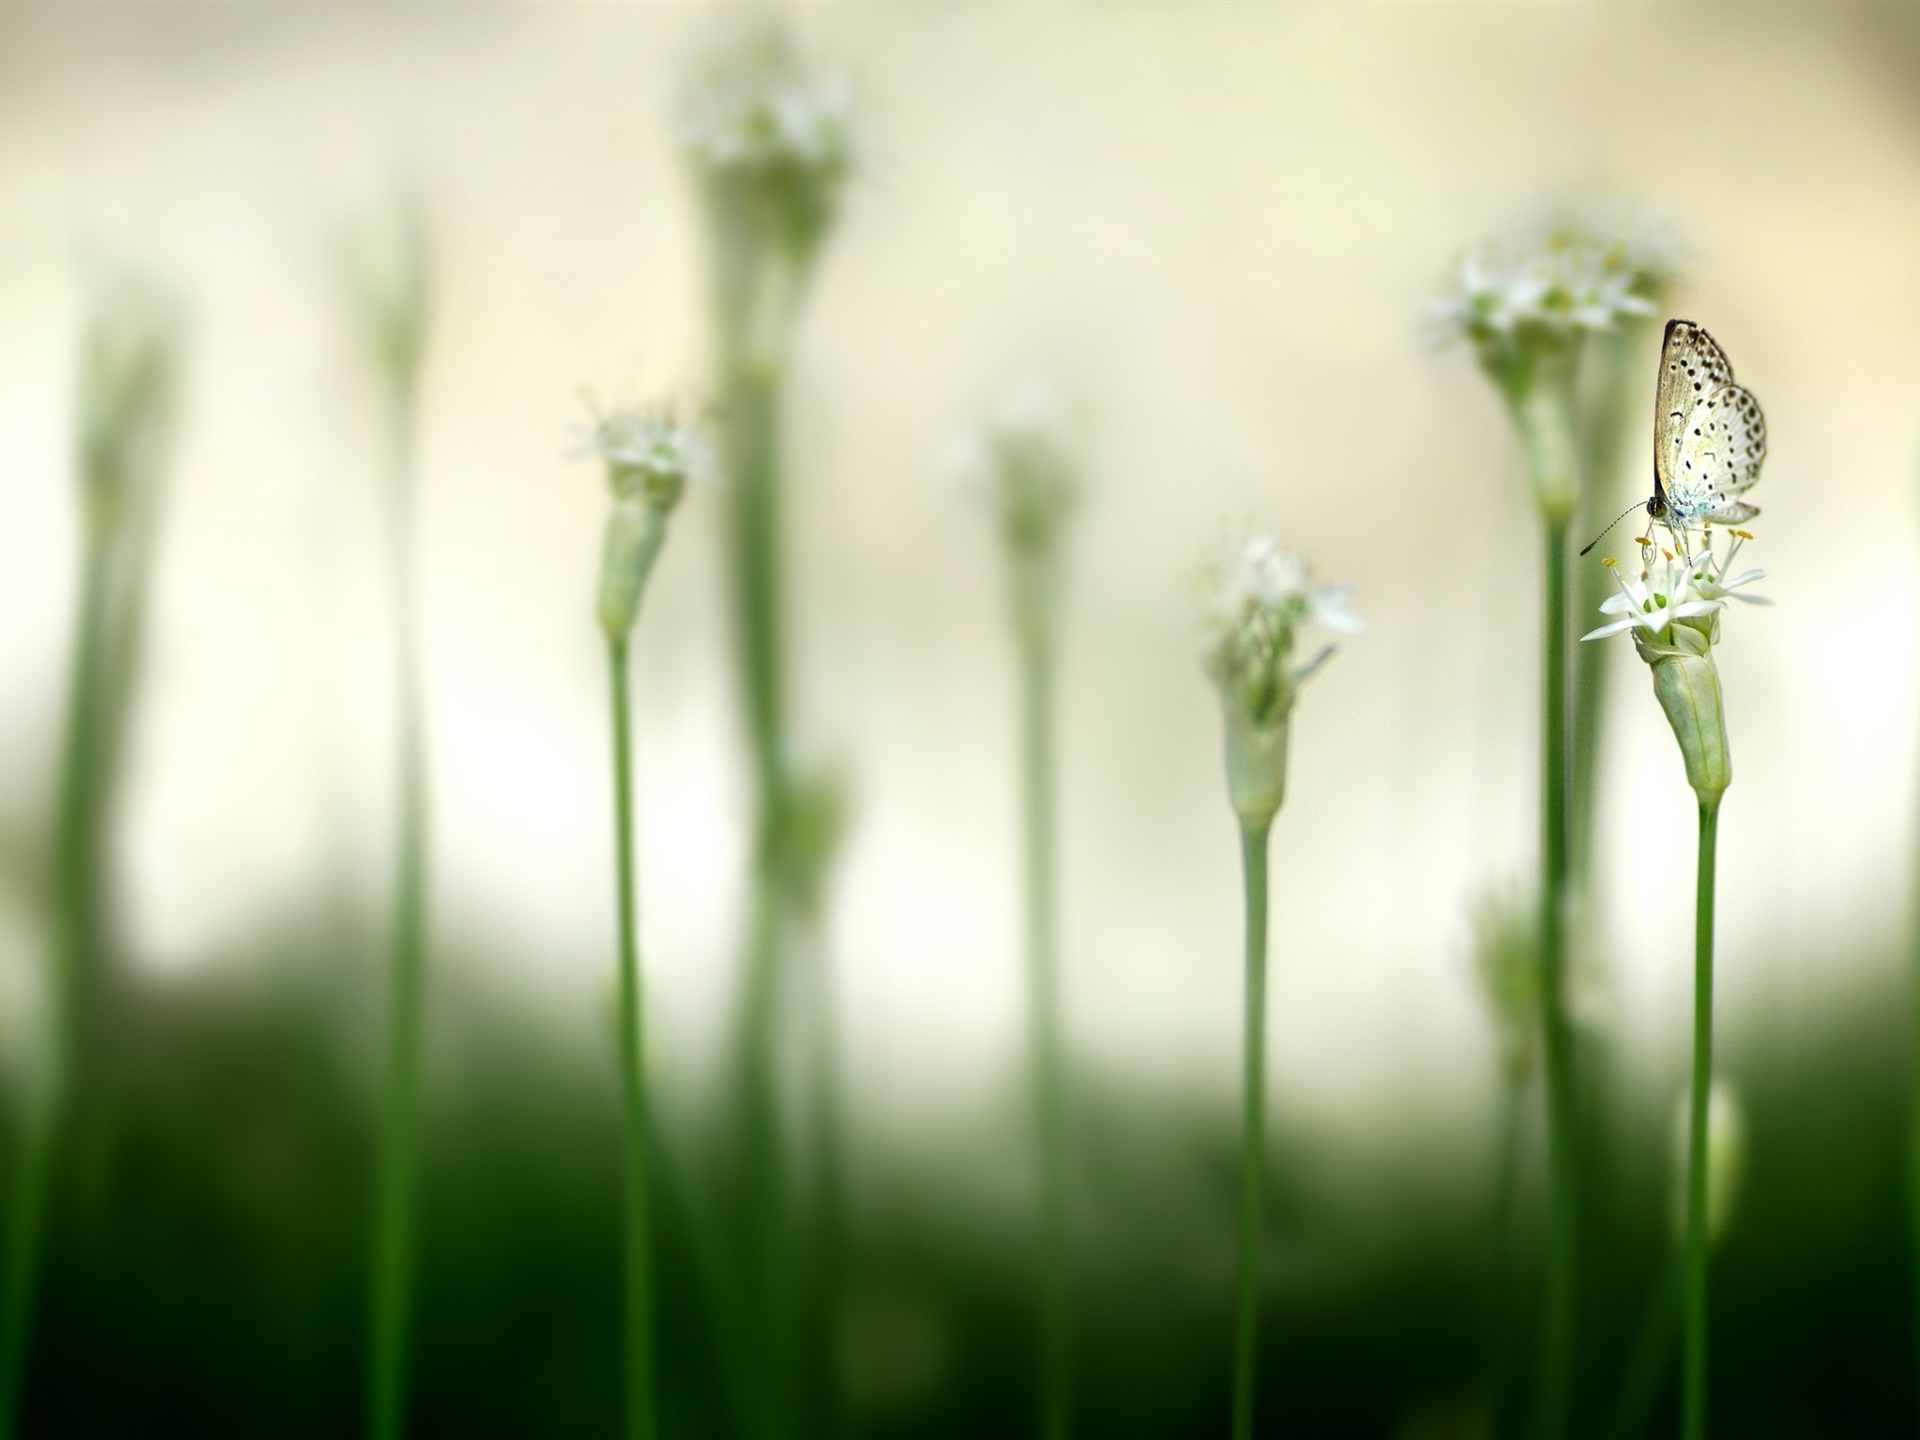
[1581,319,1767,556]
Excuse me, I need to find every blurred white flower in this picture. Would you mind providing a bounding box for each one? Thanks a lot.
[586,406,715,509]
[1201,534,1359,829]
[953,382,1078,556]
[683,22,857,197]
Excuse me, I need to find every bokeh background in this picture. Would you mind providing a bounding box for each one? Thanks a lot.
[3,2,1920,1436]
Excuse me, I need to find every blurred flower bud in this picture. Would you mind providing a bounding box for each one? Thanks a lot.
[1468,883,1541,1086]
[1670,1078,1747,1250]
[76,270,180,542]
[780,750,850,920]
[954,383,1079,649]
[345,197,430,398]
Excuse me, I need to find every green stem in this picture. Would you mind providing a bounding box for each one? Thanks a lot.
[805,915,849,1440]
[1486,1078,1526,1440]
[723,329,795,1440]
[1600,1255,1682,1440]
[371,385,427,1440]
[1022,640,1069,1440]
[1231,821,1271,1440]
[1536,518,1578,1440]
[1682,799,1720,1440]
[608,639,658,1440]
[0,532,114,1440]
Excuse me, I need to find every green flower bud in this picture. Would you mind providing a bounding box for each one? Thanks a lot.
[1670,1078,1747,1251]
[597,497,668,641]
[1222,699,1289,833]
[1635,627,1731,803]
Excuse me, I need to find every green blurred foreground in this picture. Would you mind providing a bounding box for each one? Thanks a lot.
[0,908,1912,1436]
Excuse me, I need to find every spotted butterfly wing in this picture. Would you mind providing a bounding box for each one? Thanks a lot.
[1653,319,1765,529]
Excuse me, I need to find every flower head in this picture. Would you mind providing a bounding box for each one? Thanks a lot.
[956,383,1080,646]
[1430,230,1657,397]
[683,22,856,248]
[1582,529,1768,654]
[1584,529,1765,802]
[1202,534,1361,725]
[588,404,708,639]
[1202,534,1360,829]
[587,405,715,511]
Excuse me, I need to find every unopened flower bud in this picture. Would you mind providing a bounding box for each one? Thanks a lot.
[1640,636,1731,804]
[1670,1078,1747,1250]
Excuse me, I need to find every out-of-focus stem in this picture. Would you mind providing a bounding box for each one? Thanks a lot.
[608,639,658,1440]
[1681,799,1720,1440]
[1231,821,1272,1440]
[1536,517,1578,1440]
[1486,1077,1526,1440]
[1022,638,1070,1440]
[719,341,797,1440]
[1600,1255,1682,1440]
[0,533,113,1440]
[371,383,428,1440]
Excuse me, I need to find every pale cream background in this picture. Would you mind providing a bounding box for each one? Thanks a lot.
[1,3,1917,1142]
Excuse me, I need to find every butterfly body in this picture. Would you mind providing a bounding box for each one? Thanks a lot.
[1646,318,1766,539]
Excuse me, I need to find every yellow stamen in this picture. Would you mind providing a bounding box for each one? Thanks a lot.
[1601,556,1618,569]
[1732,528,1754,541]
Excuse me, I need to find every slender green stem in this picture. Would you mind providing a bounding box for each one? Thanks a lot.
[1600,1255,1682,1440]
[1536,519,1578,1440]
[1682,799,1720,1440]
[608,639,658,1440]
[722,333,796,1440]
[1021,640,1069,1440]
[1486,1078,1526,1440]
[805,915,849,1440]
[1231,821,1272,1440]
[371,386,427,1440]
[0,534,113,1440]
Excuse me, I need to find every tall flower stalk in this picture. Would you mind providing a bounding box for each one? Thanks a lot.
[1201,535,1360,1440]
[349,200,433,1440]
[1433,232,1654,1437]
[1468,882,1542,1438]
[1583,530,1767,1440]
[592,407,707,1440]
[682,25,855,1438]
[0,271,180,1440]
[960,387,1080,1440]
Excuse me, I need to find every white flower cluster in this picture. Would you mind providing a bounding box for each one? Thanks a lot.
[589,408,715,509]
[682,25,857,193]
[956,384,1078,557]
[1429,233,1656,379]
[1582,529,1768,652]
[1202,534,1362,726]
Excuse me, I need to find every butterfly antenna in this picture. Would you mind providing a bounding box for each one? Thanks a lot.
[1579,501,1645,557]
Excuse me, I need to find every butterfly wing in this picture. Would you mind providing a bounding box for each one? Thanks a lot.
[1654,320,1736,501]
[1669,382,1767,522]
